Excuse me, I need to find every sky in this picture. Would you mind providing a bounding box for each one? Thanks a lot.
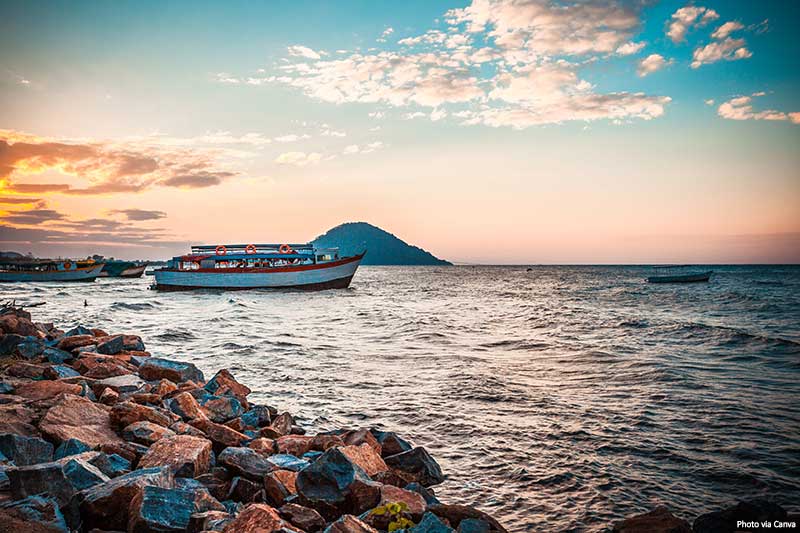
[1,0,798,264]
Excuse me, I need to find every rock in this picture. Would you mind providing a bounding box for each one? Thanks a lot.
[340,444,388,477]
[428,505,507,532]
[263,470,296,507]
[43,365,81,380]
[44,347,73,364]
[221,503,284,533]
[612,507,690,533]
[7,455,110,507]
[201,395,245,423]
[168,391,206,421]
[99,388,120,405]
[191,418,248,450]
[267,453,309,472]
[240,405,272,429]
[128,485,197,533]
[412,512,456,532]
[0,333,24,356]
[458,518,491,533]
[218,447,275,480]
[62,457,110,490]
[7,362,47,379]
[16,338,45,359]
[139,358,204,384]
[155,379,178,397]
[693,499,788,533]
[269,412,294,437]
[188,510,232,533]
[323,515,379,533]
[110,401,177,429]
[384,447,444,487]
[39,394,125,447]
[0,433,54,466]
[139,435,213,478]
[311,434,346,452]
[0,314,40,337]
[123,421,177,445]
[0,495,69,533]
[100,441,149,464]
[405,483,440,506]
[0,403,39,436]
[280,502,325,532]
[248,437,276,455]
[275,435,314,457]
[121,334,146,352]
[91,374,146,396]
[63,325,93,337]
[370,430,413,458]
[343,429,381,455]
[226,476,264,503]
[56,334,96,352]
[379,485,426,516]
[78,467,174,531]
[0,380,14,395]
[91,452,131,478]
[296,448,381,519]
[53,438,92,460]
[95,335,125,355]
[14,381,83,401]
[80,358,135,380]
[195,471,231,502]
[205,369,251,406]
[170,421,207,438]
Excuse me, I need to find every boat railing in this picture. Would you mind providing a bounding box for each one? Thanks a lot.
[191,244,316,254]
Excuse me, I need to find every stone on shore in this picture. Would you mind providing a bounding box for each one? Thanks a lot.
[53,438,91,460]
[7,362,47,380]
[138,435,213,478]
[91,374,145,396]
[240,405,272,429]
[0,433,54,466]
[39,394,124,447]
[95,335,125,355]
[263,469,297,507]
[201,395,244,423]
[7,455,110,507]
[0,495,69,533]
[324,514,380,533]
[42,365,80,380]
[384,447,445,487]
[267,453,309,472]
[412,511,456,532]
[100,440,149,464]
[205,369,251,406]
[340,443,389,477]
[44,347,73,364]
[275,435,315,456]
[693,499,788,533]
[139,358,204,384]
[0,314,42,337]
[191,418,248,450]
[280,502,326,532]
[221,503,285,533]
[78,466,174,531]
[56,334,96,352]
[379,484,427,516]
[218,447,275,480]
[343,429,382,456]
[611,506,690,533]
[296,447,381,518]
[247,437,275,455]
[127,485,197,533]
[0,403,38,437]
[168,391,206,421]
[110,400,177,429]
[122,421,177,446]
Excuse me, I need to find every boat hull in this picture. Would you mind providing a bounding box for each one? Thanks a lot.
[647,271,712,284]
[0,264,104,282]
[152,254,362,290]
[100,262,148,278]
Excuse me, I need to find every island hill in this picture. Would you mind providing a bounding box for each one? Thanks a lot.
[312,222,451,266]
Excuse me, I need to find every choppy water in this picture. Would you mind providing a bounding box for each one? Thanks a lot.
[3,265,799,531]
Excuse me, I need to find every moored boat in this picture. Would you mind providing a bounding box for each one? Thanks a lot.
[152,243,364,290]
[647,268,712,284]
[100,260,148,278]
[0,259,105,282]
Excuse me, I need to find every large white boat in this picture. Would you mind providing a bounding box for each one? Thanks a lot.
[152,243,364,291]
[0,259,105,282]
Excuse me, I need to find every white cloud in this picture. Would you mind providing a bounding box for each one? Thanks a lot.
[637,54,671,77]
[274,134,311,143]
[717,93,800,124]
[616,41,646,56]
[287,45,323,60]
[712,21,744,40]
[274,151,322,166]
[705,99,715,106]
[321,126,346,137]
[691,37,751,68]
[378,27,394,42]
[215,72,240,84]
[666,6,719,43]
[403,112,426,120]
[343,144,360,154]
[368,111,385,119]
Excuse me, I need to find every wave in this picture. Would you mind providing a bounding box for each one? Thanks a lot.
[110,301,159,311]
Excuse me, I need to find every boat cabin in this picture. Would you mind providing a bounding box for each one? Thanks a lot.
[167,244,341,271]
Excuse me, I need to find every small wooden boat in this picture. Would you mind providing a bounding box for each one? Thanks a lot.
[647,269,712,284]
[152,243,364,291]
[99,261,148,278]
[0,259,105,282]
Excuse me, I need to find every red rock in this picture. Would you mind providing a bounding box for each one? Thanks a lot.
[343,429,381,455]
[226,476,264,503]
[187,510,232,533]
[325,515,379,533]
[110,401,177,429]
[168,391,206,421]
[83,360,135,379]
[129,392,162,405]
[39,394,124,447]
[263,471,293,507]
[248,438,275,455]
[340,443,389,477]
[138,435,213,477]
[91,328,108,337]
[122,421,176,445]
[100,441,149,464]
[205,369,251,407]
[191,418,248,450]
[99,388,120,405]
[221,503,284,533]
[170,421,207,438]
[269,412,293,437]
[56,334,96,352]
[428,504,508,532]
[379,485,426,516]
[275,435,314,457]
[0,404,39,437]
[272,470,297,494]
[311,434,345,451]
[279,502,325,532]
[14,381,83,401]
[7,362,46,379]
[611,506,691,533]
[155,379,178,397]
[0,314,41,337]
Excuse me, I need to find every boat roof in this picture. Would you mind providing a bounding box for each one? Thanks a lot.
[191,243,315,253]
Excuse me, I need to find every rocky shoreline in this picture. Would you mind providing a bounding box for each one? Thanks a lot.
[0,303,796,533]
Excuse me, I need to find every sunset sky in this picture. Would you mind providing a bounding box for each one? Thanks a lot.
[1,0,798,263]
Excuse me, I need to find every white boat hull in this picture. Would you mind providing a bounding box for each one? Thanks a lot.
[0,264,104,282]
[152,254,362,290]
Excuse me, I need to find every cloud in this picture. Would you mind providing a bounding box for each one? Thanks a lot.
[343,144,360,154]
[108,208,167,221]
[377,27,394,42]
[666,6,719,43]
[637,54,672,77]
[616,41,646,56]
[0,129,239,196]
[0,196,43,205]
[717,93,800,124]
[712,21,744,40]
[0,209,65,225]
[274,134,311,143]
[691,37,751,68]
[287,45,323,60]
[274,151,322,166]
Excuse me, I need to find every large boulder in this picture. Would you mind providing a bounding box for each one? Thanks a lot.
[296,447,381,519]
[91,374,146,396]
[0,495,69,533]
[427,505,506,532]
[127,485,198,533]
[340,443,388,477]
[275,435,315,457]
[0,314,41,337]
[379,484,427,516]
[0,433,54,466]
[7,454,110,507]
[267,453,309,472]
[611,506,690,533]
[167,391,206,421]
[693,499,788,533]
[263,470,297,507]
[122,421,177,446]
[279,502,326,532]
[221,503,285,533]
[324,515,380,532]
[191,418,248,450]
[39,394,124,447]
[205,369,251,406]
[138,435,213,478]
[56,334,96,352]
[218,447,275,481]
[384,447,444,487]
[201,395,244,423]
[95,335,124,355]
[77,466,174,531]
[110,401,177,429]
[139,358,204,384]
[53,438,91,460]
[412,512,456,532]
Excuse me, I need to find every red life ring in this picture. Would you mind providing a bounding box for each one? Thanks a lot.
[63,260,72,270]
[215,245,227,255]
[245,244,257,254]
[278,244,292,254]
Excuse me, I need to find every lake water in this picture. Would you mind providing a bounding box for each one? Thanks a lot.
[3,265,799,531]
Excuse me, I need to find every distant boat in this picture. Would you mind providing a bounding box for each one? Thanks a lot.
[0,259,105,282]
[152,243,364,291]
[647,267,712,284]
[99,260,148,278]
